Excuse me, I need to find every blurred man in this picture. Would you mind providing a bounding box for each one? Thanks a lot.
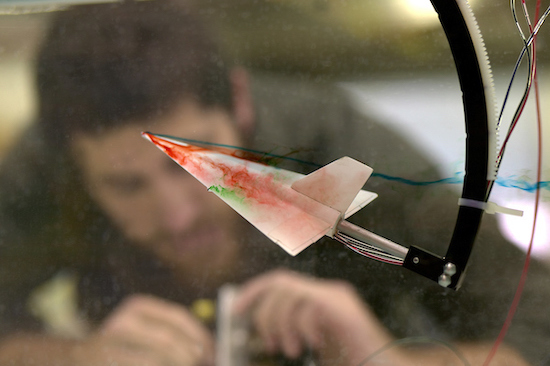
[0,1,548,365]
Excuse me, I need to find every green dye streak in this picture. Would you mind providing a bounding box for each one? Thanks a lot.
[208,185,245,204]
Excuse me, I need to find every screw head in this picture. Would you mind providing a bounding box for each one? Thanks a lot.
[444,262,457,276]
[438,274,451,287]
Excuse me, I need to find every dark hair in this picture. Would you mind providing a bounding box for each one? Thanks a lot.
[36,0,232,146]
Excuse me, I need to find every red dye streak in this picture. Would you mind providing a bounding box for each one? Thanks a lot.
[223,167,281,206]
[147,134,288,207]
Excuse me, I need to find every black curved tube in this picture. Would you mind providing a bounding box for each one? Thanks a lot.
[403,0,491,290]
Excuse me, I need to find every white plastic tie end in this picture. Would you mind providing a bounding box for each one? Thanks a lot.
[458,198,523,217]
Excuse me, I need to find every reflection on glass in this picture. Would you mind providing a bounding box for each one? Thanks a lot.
[0,1,549,366]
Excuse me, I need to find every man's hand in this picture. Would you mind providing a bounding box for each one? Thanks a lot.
[232,269,403,366]
[71,294,215,366]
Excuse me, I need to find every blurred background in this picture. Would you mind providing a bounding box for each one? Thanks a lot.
[0,0,548,258]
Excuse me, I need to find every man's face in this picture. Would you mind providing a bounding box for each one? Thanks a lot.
[73,100,245,282]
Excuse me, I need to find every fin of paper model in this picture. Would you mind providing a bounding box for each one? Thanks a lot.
[142,132,377,256]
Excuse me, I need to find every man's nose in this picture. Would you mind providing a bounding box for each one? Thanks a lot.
[155,174,205,233]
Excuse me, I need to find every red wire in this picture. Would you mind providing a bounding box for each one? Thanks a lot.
[482,1,542,364]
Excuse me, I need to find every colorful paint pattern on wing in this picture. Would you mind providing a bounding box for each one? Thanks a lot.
[144,132,302,211]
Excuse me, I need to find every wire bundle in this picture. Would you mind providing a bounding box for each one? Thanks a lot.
[334,232,404,265]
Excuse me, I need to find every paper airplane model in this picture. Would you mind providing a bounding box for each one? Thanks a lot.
[142,132,408,262]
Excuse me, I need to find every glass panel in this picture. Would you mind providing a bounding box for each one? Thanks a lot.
[0,1,548,365]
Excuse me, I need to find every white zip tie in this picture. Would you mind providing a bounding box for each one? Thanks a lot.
[458,198,524,216]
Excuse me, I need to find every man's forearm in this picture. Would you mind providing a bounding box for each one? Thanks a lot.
[0,333,77,366]
[327,339,530,366]
[399,342,530,366]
